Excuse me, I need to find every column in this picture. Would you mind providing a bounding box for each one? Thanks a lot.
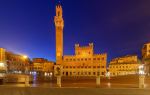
[139,75,145,88]
[25,75,30,86]
[57,75,61,87]
[96,76,100,87]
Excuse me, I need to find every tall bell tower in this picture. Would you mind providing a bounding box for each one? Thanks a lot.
[54,4,64,65]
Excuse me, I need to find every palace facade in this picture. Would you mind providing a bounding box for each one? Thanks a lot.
[62,43,107,77]
[54,4,107,77]
[109,55,140,76]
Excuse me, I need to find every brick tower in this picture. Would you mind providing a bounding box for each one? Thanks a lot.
[54,4,64,65]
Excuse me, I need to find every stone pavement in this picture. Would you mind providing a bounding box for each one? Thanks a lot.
[0,87,150,95]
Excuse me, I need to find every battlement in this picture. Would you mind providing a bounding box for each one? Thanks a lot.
[55,4,63,17]
[94,53,107,56]
[89,43,93,47]
[75,43,94,48]
[56,4,62,9]
[75,44,79,47]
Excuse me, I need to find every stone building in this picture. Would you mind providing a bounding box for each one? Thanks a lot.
[0,48,6,63]
[142,42,150,59]
[6,51,30,73]
[30,58,54,76]
[0,48,30,73]
[54,4,107,77]
[0,48,7,73]
[109,55,140,76]
[142,42,150,75]
[62,43,107,77]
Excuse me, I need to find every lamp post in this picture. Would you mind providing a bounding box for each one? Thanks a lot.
[139,65,145,88]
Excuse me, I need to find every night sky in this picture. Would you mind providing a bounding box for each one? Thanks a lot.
[0,0,150,63]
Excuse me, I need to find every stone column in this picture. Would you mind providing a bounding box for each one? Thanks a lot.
[25,75,30,86]
[96,76,100,87]
[139,75,145,88]
[57,75,61,87]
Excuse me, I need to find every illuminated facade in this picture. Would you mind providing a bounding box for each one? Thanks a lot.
[109,55,140,76]
[142,42,150,59]
[31,58,48,73]
[54,4,107,77]
[62,43,107,77]
[0,48,6,63]
[54,4,64,65]
[0,48,7,72]
[0,48,31,73]
[43,62,54,73]
[142,42,150,75]
[30,58,54,76]
[6,51,30,73]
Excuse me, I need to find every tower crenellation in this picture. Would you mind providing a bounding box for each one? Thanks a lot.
[56,5,63,17]
[89,43,93,47]
[75,44,79,48]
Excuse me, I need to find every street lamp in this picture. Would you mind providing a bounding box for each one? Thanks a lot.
[23,55,28,59]
[139,65,144,75]
[106,71,110,79]
[0,62,5,67]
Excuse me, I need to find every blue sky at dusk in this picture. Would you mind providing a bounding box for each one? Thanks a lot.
[0,0,150,63]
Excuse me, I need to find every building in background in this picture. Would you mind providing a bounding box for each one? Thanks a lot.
[142,42,150,59]
[0,48,6,63]
[0,48,30,74]
[32,58,48,63]
[30,58,47,75]
[0,48,7,76]
[0,48,54,76]
[109,55,140,76]
[43,61,54,77]
[142,42,150,75]
[54,4,107,77]
[6,51,30,74]
[30,58,54,77]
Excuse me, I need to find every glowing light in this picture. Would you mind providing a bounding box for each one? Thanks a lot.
[18,71,22,74]
[139,65,145,75]
[50,72,53,76]
[33,71,37,75]
[23,55,28,59]
[107,82,111,88]
[44,72,47,76]
[0,63,5,67]
[139,65,144,69]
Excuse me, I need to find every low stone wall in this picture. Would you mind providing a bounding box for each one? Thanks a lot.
[0,87,149,95]
[5,74,32,83]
